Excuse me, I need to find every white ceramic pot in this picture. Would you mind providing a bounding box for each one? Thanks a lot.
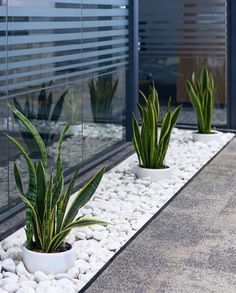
[22,244,75,274]
[133,165,173,182]
[192,131,222,143]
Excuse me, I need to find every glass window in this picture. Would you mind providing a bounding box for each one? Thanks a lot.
[0,0,130,214]
[139,0,227,126]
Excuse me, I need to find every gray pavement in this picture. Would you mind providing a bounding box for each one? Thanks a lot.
[84,138,236,293]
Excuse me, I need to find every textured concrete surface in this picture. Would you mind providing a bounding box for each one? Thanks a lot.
[84,138,236,293]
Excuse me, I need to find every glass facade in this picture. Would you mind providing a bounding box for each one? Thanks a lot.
[0,1,130,214]
[139,0,228,126]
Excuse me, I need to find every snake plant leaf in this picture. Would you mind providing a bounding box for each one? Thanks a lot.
[48,218,108,252]
[51,173,64,210]
[8,104,48,167]
[65,217,108,230]
[141,116,150,167]
[170,105,182,128]
[139,90,148,104]
[63,167,106,228]
[202,67,209,91]
[205,88,213,133]
[46,229,71,252]
[56,168,79,234]
[147,99,157,167]
[185,80,205,133]
[185,67,214,134]
[5,134,37,202]
[56,123,70,174]
[36,161,47,223]
[13,163,24,195]
[132,114,143,166]
[159,110,172,143]
[57,123,71,154]
[43,175,54,250]
[20,195,43,248]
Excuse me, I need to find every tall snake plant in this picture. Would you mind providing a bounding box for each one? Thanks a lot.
[185,67,214,134]
[6,104,107,253]
[132,85,182,169]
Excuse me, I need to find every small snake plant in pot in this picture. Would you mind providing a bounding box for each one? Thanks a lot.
[132,85,182,182]
[6,104,107,274]
[185,67,221,143]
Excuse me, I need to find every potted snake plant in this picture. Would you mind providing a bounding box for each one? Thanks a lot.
[185,67,221,143]
[132,85,182,181]
[6,104,107,274]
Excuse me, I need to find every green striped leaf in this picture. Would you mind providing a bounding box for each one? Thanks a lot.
[36,161,47,223]
[8,103,48,168]
[13,163,24,195]
[63,167,105,228]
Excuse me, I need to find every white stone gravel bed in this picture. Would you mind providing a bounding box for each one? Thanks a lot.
[0,129,234,293]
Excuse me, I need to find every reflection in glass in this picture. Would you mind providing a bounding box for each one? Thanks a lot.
[82,70,126,162]
[13,82,68,157]
[88,76,119,123]
[139,0,227,126]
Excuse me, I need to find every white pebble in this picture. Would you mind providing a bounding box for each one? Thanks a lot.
[16,287,35,293]
[67,266,80,279]
[105,241,121,251]
[45,286,62,293]
[55,273,72,280]
[3,280,19,293]
[5,248,22,261]
[75,260,90,274]
[34,271,49,283]
[93,231,108,241]
[2,259,16,273]
[76,252,89,261]
[20,281,37,288]
[16,261,28,276]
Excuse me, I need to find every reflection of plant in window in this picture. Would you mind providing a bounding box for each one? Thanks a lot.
[13,82,67,155]
[65,88,81,125]
[88,76,119,123]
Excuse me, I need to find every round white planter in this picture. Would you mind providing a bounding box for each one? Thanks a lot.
[193,131,222,143]
[133,165,173,182]
[22,244,75,274]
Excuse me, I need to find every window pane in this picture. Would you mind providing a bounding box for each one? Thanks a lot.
[139,0,227,126]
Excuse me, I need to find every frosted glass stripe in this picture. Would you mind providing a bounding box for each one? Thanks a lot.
[0,39,128,58]
[3,29,128,45]
[7,7,128,17]
[2,47,127,71]
[4,19,128,31]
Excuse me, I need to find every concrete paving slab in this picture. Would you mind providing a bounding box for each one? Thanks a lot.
[83,138,236,293]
